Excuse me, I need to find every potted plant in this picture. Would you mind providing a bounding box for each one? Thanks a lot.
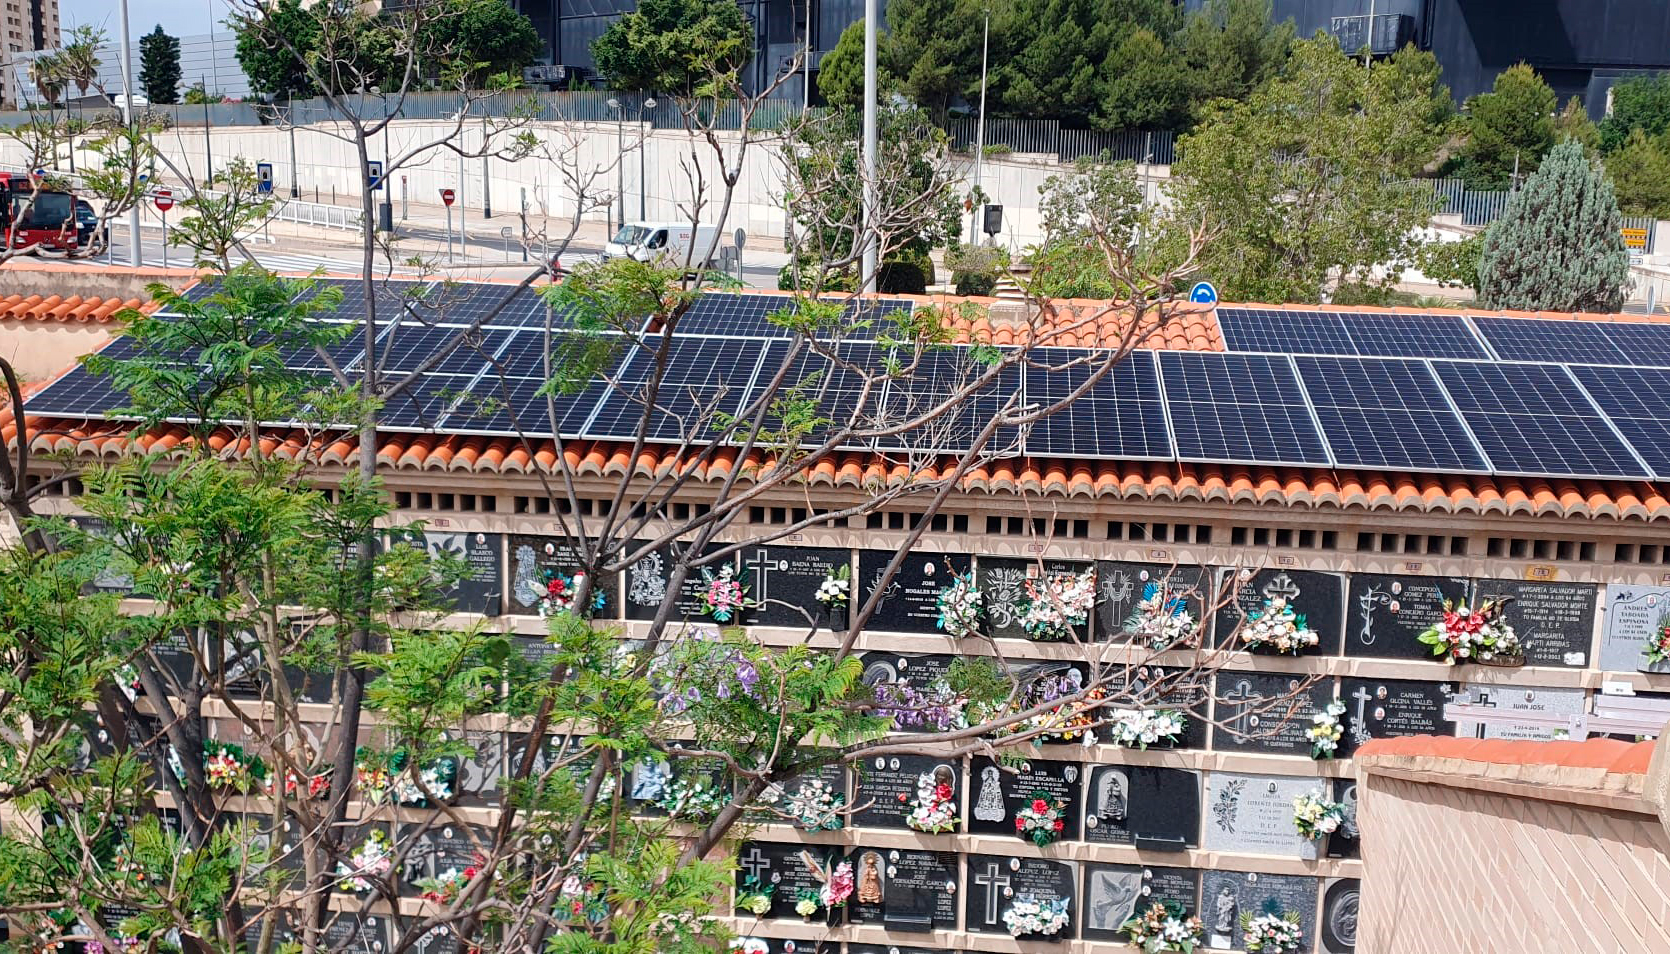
[816,564,852,631]
[1121,900,1204,952]
[1019,569,1096,641]
[935,568,984,638]
[1418,597,1522,666]
[1015,792,1069,847]
[1239,596,1319,654]
[1002,895,1071,938]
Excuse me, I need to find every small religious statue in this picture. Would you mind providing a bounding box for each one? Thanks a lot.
[973,766,1005,822]
[857,852,883,904]
[1210,885,1238,941]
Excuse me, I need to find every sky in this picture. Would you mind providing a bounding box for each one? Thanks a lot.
[61,0,236,43]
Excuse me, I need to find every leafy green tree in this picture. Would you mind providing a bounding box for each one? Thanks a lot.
[883,0,983,121]
[1166,37,1454,303]
[1607,128,1670,217]
[234,0,320,100]
[1477,139,1631,312]
[1599,72,1670,153]
[591,0,754,94]
[1176,0,1293,114]
[817,19,885,108]
[1413,230,1488,291]
[1455,63,1556,190]
[1553,97,1602,155]
[989,0,1118,125]
[422,0,543,84]
[1097,26,1193,130]
[58,25,104,102]
[139,26,182,104]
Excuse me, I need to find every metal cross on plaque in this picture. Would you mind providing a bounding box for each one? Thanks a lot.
[740,847,772,883]
[974,862,1011,925]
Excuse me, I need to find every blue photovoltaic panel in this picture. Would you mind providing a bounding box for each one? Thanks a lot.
[671,293,797,337]
[493,329,628,378]
[1022,348,1171,459]
[294,279,432,325]
[408,283,543,328]
[1567,365,1670,479]
[1596,322,1670,368]
[844,298,914,333]
[1472,316,1631,365]
[1338,313,1490,359]
[1159,352,1332,466]
[374,326,514,374]
[582,337,766,443]
[738,340,889,449]
[876,346,1023,454]
[180,278,223,303]
[1431,361,1649,478]
[23,364,130,417]
[380,373,477,430]
[1294,356,1487,472]
[1215,308,1356,355]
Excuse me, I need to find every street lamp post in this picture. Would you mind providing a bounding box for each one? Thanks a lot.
[969,6,989,242]
[608,97,625,231]
[860,0,878,292]
[638,97,656,220]
[119,0,141,266]
[374,86,393,233]
[287,105,299,198]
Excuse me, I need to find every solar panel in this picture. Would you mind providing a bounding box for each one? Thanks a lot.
[843,298,914,334]
[736,339,889,449]
[373,325,513,374]
[1216,308,1356,355]
[1294,356,1488,472]
[23,364,131,417]
[1566,365,1670,479]
[408,283,543,328]
[1022,348,1171,459]
[670,293,797,337]
[1431,361,1649,478]
[581,337,767,443]
[1159,352,1333,466]
[180,278,223,303]
[1472,317,1631,364]
[1339,313,1490,359]
[379,373,476,430]
[875,345,1022,454]
[441,377,557,435]
[293,279,432,325]
[1596,322,1670,368]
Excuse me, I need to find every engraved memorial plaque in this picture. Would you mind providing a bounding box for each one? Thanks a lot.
[1199,870,1318,952]
[1599,584,1670,674]
[1211,671,1331,755]
[1336,677,1458,757]
[1096,561,1211,646]
[1080,864,1200,941]
[859,550,973,633]
[980,556,1094,640]
[846,848,958,932]
[1470,579,1598,668]
[967,756,1083,842]
[1344,573,1471,660]
[851,754,961,831]
[1203,773,1320,860]
[964,854,1077,939]
[740,545,852,628]
[1320,878,1361,953]
[1452,684,1586,741]
[1214,568,1344,654]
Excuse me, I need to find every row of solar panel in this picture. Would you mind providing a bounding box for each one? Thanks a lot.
[1217,307,1670,369]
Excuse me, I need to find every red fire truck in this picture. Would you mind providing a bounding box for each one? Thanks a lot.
[0,171,81,257]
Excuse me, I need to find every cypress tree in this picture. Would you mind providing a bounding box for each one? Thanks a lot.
[139,26,182,105]
[1476,139,1631,313]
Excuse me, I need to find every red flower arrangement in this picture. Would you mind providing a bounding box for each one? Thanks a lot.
[1014,792,1068,847]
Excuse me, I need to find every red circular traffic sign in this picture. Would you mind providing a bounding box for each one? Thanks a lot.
[440,188,456,207]
[153,189,174,212]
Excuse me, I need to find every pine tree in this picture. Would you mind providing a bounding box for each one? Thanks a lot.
[139,26,181,105]
[1476,139,1631,313]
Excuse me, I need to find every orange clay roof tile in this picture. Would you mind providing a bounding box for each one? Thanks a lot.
[0,293,147,324]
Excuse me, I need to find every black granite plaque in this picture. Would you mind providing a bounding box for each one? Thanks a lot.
[741,545,852,629]
[64,515,134,593]
[235,811,305,873]
[846,848,958,932]
[400,821,491,884]
[1319,878,1361,954]
[964,855,1077,939]
[1104,664,1211,749]
[321,911,389,953]
[151,628,199,693]
[508,534,618,618]
[1095,561,1212,645]
[860,652,959,733]
[1337,677,1458,757]
[1344,573,1472,659]
[1600,584,1670,673]
[1214,568,1344,655]
[1080,864,1200,941]
[242,908,298,953]
[979,557,1094,640]
[1084,765,1200,852]
[1210,672,1330,755]
[1083,765,1136,846]
[1470,579,1598,668]
[449,729,503,805]
[411,924,463,954]
[1326,778,1360,860]
[1199,870,1318,952]
[758,941,837,954]
[851,754,960,831]
[859,550,973,634]
[967,756,1083,842]
[736,842,835,921]
[400,530,503,615]
[757,758,848,830]
[623,540,722,622]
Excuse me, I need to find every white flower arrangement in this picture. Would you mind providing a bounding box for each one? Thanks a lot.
[1108,708,1187,750]
[1121,901,1205,952]
[1239,596,1319,654]
[935,570,984,638]
[729,939,769,954]
[1292,788,1346,841]
[1307,698,1345,759]
[1018,570,1097,641]
[1001,895,1071,937]
[1241,911,1304,953]
[1123,582,1198,649]
[815,566,851,607]
[735,876,774,915]
[1418,597,1522,664]
[335,829,393,893]
[794,889,821,918]
[656,777,731,821]
[903,772,959,833]
[390,763,456,806]
[775,778,845,831]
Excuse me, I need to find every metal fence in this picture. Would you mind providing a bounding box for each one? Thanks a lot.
[1421,176,1657,252]
[943,118,1176,164]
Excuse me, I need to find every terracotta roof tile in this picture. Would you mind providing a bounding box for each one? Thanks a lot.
[1357,735,1655,777]
[0,293,147,324]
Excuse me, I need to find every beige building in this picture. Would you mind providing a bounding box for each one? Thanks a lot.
[1,0,58,108]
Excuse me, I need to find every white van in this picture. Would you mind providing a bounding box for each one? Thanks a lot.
[603,221,722,270]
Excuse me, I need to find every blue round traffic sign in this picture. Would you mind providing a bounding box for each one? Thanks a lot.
[1188,281,1219,305]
